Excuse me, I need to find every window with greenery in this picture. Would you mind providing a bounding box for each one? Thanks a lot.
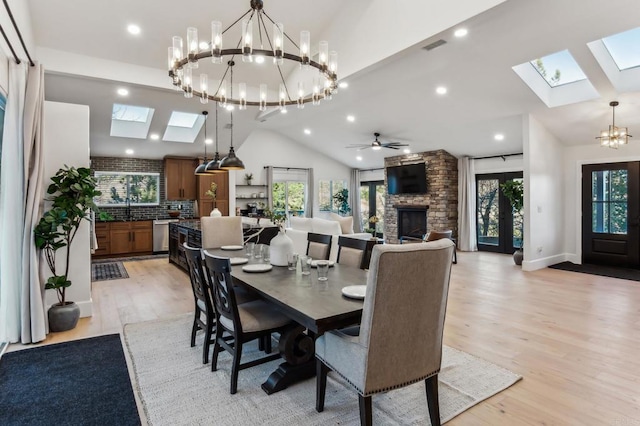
[591,169,627,234]
[318,180,346,212]
[360,181,385,236]
[94,172,160,206]
[273,181,306,220]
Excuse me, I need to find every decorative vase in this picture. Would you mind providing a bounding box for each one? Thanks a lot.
[513,248,523,266]
[210,207,222,217]
[48,301,80,332]
[270,230,294,266]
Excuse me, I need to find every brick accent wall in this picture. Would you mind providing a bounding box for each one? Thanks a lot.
[384,150,458,243]
[90,157,195,221]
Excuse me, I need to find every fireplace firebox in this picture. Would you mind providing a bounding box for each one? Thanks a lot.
[395,205,429,239]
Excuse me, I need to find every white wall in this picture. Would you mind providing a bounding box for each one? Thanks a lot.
[474,156,523,174]
[43,101,92,317]
[234,129,352,218]
[563,142,640,263]
[522,115,565,271]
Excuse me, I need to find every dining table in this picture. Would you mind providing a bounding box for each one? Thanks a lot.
[203,247,367,395]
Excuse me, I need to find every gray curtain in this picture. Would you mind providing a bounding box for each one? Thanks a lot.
[305,168,314,218]
[457,156,477,251]
[350,169,362,232]
[0,61,47,343]
[266,166,273,209]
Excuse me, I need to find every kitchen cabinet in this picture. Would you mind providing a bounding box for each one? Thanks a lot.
[107,221,153,256]
[165,157,198,200]
[94,222,110,257]
[197,171,229,217]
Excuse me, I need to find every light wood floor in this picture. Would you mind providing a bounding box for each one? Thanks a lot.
[8,252,640,425]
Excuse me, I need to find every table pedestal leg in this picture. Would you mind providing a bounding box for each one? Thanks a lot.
[261,325,315,394]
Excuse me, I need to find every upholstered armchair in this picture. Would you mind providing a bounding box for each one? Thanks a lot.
[201,216,243,249]
[400,229,457,264]
[315,239,456,425]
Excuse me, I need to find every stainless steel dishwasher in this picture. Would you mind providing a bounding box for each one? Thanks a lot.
[153,219,179,253]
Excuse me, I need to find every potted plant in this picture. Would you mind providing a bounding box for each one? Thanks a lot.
[244,173,253,185]
[34,165,101,332]
[332,188,351,216]
[367,215,379,238]
[500,179,524,265]
[263,207,292,266]
[205,181,221,216]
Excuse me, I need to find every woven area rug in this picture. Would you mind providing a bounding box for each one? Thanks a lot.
[124,315,521,425]
[91,261,129,281]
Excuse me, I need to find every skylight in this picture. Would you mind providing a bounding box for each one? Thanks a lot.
[529,50,587,87]
[167,111,199,128]
[602,27,640,71]
[112,104,151,122]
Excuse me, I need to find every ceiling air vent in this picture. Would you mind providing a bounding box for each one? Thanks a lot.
[422,39,447,51]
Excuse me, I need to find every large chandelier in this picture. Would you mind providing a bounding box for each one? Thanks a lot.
[167,0,338,110]
[597,101,632,149]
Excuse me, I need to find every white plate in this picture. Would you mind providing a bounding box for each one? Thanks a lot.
[341,285,367,300]
[221,245,244,251]
[242,264,273,273]
[310,260,335,268]
[229,257,249,265]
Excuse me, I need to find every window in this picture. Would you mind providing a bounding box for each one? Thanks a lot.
[273,181,306,220]
[602,26,640,71]
[530,50,587,87]
[318,180,346,212]
[94,172,160,206]
[360,181,385,236]
[110,103,155,139]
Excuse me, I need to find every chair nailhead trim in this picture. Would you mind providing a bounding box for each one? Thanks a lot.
[317,355,439,397]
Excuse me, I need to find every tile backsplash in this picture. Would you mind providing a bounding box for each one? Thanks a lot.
[90,156,195,221]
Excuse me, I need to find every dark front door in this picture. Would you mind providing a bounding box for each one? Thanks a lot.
[476,172,523,254]
[582,162,640,267]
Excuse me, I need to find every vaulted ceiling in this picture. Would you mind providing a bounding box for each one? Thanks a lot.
[28,0,640,168]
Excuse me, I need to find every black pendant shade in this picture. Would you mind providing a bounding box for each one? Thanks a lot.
[220,146,245,170]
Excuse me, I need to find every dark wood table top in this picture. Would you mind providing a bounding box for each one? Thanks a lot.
[203,248,365,334]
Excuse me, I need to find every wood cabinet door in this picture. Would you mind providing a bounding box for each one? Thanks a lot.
[198,174,215,199]
[132,228,153,253]
[110,228,132,254]
[211,171,229,200]
[181,159,198,200]
[165,158,182,200]
[199,199,214,217]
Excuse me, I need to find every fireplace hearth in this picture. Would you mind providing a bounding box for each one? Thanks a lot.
[395,205,429,239]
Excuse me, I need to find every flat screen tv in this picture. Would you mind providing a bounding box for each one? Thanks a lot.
[387,163,427,195]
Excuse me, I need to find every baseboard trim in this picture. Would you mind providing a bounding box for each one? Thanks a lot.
[522,253,569,271]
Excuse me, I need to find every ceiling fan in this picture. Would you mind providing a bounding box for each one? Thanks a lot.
[346,132,409,151]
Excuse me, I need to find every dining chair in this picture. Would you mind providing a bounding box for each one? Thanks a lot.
[201,216,243,249]
[315,239,456,426]
[336,236,377,269]
[307,232,332,260]
[202,250,293,394]
[182,243,217,364]
[401,229,457,264]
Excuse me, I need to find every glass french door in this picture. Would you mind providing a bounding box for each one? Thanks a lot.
[476,172,522,253]
[360,181,385,237]
[582,162,640,267]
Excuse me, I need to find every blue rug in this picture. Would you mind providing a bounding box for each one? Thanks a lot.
[0,334,140,425]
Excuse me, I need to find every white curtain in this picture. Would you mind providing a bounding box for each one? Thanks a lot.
[350,169,362,232]
[266,166,273,209]
[305,168,314,218]
[457,156,477,251]
[0,61,47,344]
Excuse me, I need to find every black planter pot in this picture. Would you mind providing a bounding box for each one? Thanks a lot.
[48,302,80,332]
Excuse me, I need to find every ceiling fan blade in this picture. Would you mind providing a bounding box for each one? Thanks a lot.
[345,145,370,149]
[384,142,409,147]
[385,146,400,150]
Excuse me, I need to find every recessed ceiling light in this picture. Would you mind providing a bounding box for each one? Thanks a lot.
[356,156,363,161]
[403,148,411,154]
[117,88,129,96]
[494,133,505,141]
[347,115,355,122]
[281,109,288,114]
[226,105,235,111]
[205,138,213,145]
[199,41,209,50]
[254,55,265,64]
[338,82,348,89]
[125,149,134,155]
[149,133,159,140]
[454,28,468,38]
[304,129,311,135]
[436,86,447,95]
[127,24,141,35]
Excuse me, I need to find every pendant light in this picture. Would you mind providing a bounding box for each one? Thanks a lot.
[194,110,211,175]
[220,61,245,170]
[205,102,225,173]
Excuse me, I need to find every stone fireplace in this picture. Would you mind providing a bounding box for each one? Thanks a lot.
[396,205,428,239]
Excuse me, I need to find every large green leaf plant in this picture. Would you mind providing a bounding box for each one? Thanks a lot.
[34,166,101,305]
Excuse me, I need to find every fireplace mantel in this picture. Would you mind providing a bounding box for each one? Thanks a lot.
[393,204,429,210]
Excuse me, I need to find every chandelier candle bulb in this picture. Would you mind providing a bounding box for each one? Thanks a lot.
[183,67,193,98]
[239,83,247,110]
[242,19,253,62]
[297,82,305,109]
[211,21,222,63]
[259,84,267,111]
[300,30,310,66]
[219,80,227,107]
[319,41,328,70]
[279,83,286,111]
[200,74,208,104]
[187,27,199,68]
[273,23,284,65]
